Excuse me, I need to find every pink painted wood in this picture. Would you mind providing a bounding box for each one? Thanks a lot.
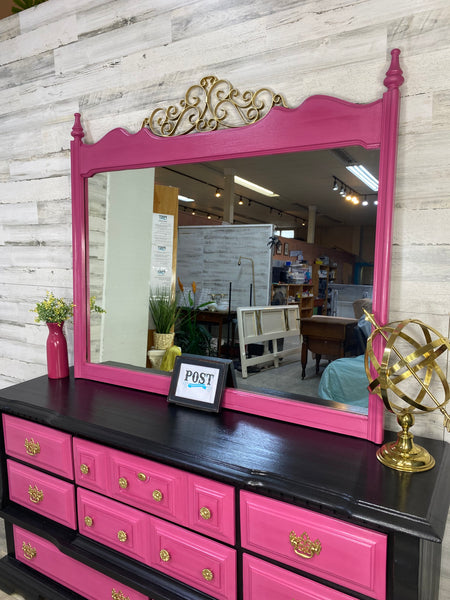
[240,490,387,600]
[3,414,74,479]
[7,459,77,529]
[243,553,359,600]
[13,525,147,600]
[71,50,404,443]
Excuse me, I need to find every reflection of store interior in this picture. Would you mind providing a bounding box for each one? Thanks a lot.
[151,150,378,405]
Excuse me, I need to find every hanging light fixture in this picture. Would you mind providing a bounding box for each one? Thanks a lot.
[215,188,221,198]
[332,178,339,191]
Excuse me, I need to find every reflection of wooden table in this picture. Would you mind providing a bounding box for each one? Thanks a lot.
[183,309,236,357]
[301,316,358,379]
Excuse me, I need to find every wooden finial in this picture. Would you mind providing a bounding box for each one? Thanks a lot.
[71,113,84,140]
[384,49,404,90]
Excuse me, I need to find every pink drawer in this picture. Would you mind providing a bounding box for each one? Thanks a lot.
[148,516,236,600]
[186,473,235,544]
[77,488,150,563]
[243,554,358,600]
[240,491,386,600]
[73,438,109,493]
[3,414,73,479]
[13,525,147,600]
[7,460,76,529]
[108,446,187,524]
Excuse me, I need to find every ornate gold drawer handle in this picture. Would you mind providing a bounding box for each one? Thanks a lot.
[111,589,130,600]
[200,506,211,520]
[202,568,214,581]
[24,438,40,456]
[137,472,147,482]
[84,516,93,527]
[160,549,170,562]
[22,542,37,560]
[289,530,322,559]
[80,463,89,475]
[28,484,44,504]
[117,530,128,542]
[152,489,163,502]
[118,477,128,489]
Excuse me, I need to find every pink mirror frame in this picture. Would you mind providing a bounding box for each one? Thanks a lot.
[71,50,404,443]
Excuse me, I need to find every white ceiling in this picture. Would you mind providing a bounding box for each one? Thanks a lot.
[155,145,379,233]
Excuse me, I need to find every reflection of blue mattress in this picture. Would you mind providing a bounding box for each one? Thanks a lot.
[318,354,369,408]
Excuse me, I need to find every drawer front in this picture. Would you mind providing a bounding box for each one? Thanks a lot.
[243,554,357,600]
[13,525,147,600]
[73,438,109,493]
[7,460,76,529]
[3,414,73,479]
[108,447,187,524]
[78,487,150,563]
[148,516,236,600]
[240,491,386,600]
[187,473,235,544]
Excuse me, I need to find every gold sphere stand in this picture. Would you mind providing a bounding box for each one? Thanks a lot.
[376,412,435,472]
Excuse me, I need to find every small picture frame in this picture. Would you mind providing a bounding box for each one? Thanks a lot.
[168,354,236,412]
[276,244,282,255]
[284,242,289,256]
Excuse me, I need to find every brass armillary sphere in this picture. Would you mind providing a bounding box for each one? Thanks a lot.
[364,311,450,472]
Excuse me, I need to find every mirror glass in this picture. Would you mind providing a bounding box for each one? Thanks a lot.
[87,145,379,415]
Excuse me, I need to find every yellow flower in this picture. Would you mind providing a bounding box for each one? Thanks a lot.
[177,277,184,292]
[192,281,196,294]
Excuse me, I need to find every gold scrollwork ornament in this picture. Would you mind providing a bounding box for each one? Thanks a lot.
[289,530,322,559]
[28,484,44,504]
[22,542,36,560]
[111,589,130,600]
[24,438,40,456]
[142,75,287,137]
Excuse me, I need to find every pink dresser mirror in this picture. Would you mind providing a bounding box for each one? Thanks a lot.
[71,49,404,443]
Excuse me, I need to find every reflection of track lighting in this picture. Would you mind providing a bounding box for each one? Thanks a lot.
[238,196,244,205]
[207,214,212,219]
[332,178,339,191]
[215,188,221,198]
[340,185,346,196]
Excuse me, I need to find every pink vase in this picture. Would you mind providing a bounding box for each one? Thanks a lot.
[46,322,69,379]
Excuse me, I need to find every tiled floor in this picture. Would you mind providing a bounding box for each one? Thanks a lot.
[0,520,26,600]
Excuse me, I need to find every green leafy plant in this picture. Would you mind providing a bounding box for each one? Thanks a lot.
[11,0,48,14]
[149,287,180,334]
[32,292,105,325]
[32,291,74,325]
[175,279,213,356]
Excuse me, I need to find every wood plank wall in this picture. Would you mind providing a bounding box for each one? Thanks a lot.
[0,1,449,595]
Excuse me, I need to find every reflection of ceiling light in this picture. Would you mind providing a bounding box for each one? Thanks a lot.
[215,188,221,198]
[374,200,378,206]
[362,200,369,206]
[234,175,279,197]
[191,210,196,215]
[238,196,244,205]
[340,185,346,196]
[332,178,339,191]
[207,214,212,219]
[178,195,195,202]
[346,165,379,191]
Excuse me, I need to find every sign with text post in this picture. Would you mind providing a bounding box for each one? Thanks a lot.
[168,355,236,412]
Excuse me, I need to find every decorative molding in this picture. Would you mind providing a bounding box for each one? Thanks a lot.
[142,75,287,136]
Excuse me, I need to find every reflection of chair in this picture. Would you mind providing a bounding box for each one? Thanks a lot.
[237,306,301,378]
[352,298,372,319]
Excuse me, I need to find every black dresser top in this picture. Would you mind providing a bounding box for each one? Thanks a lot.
[1,372,449,542]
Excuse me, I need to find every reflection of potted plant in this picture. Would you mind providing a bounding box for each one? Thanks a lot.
[175,280,213,356]
[149,287,180,351]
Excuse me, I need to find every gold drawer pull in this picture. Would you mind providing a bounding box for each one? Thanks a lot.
[80,463,89,475]
[118,477,128,489]
[117,530,128,542]
[152,489,163,502]
[28,484,43,504]
[84,516,93,527]
[200,506,211,520]
[24,438,40,456]
[160,549,170,562]
[289,530,321,559]
[137,472,147,482]
[111,590,130,600]
[22,542,36,560]
[202,568,214,581]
